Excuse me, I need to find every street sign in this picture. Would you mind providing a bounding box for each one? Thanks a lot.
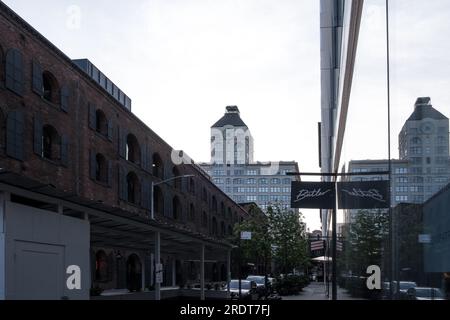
[337,181,389,209]
[241,231,252,240]
[155,263,163,284]
[418,234,432,244]
[291,182,335,209]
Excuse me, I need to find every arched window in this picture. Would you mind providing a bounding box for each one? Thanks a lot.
[42,71,59,103]
[154,186,164,215]
[202,211,208,228]
[212,196,217,213]
[173,196,181,220]
[42,125,60,160]
[126,134,140,164]
[189,203,195,221]
[95,250,108,282]
[172,166,181,189]
[95,153,107,183]
[126,172,140,204]
[212,217,218,235]
[233,211,237,223]
[220,221,225,237]
[95,109,108,135]
[152,153,163,179]
[228,225,232,236]
[227,208,232,221]
[126,254,142,292]
[220,201,225,217]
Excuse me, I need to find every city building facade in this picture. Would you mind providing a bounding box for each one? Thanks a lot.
[200,106,300,212]
[0,2,249,300]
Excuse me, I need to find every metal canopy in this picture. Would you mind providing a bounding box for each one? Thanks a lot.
[0,171,233,252]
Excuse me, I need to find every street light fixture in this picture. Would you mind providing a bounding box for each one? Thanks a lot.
[150,174,195,220]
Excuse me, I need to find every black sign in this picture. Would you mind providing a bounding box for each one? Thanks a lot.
[291,182,335,209]
[337,181,389,209]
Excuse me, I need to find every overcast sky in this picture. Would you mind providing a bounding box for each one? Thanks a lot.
[3,0,450,231]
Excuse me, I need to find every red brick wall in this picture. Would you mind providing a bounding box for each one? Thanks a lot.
[0,5,244,239]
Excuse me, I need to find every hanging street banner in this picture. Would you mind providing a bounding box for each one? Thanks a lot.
[337,181,389,209]
[291,182,335,209]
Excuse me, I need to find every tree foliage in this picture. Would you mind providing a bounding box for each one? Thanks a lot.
[231,203,310,276]
[344,209,389,276]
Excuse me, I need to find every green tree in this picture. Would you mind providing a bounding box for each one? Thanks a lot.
[231,204,272,277]
[345,209,389,276]
[267,203,310,275]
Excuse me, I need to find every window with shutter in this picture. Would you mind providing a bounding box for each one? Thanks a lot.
[118,165,127,201]
[5,49,24,96]
[60,85,70,112]
[41,125,60,161]
[32,61,43,96]
[164,193,172,218]
[43,72,59,103]
[140,142,147,170]
[33,115,43,156]
[60,135,69,167]
[107,120,113,141]
[107,160,113,187]
[88,103,96,130]
[89,150,97,180]
[118,127,127,158]
[141,178,150,210]
[6,110,24,160]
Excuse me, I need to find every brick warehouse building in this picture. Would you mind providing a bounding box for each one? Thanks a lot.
[0,2,249,300]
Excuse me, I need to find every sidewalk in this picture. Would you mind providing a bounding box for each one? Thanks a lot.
[282,282,365,300]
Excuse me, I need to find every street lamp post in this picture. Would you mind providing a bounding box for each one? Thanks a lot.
[150,174,194,220]
[150,173,194,301]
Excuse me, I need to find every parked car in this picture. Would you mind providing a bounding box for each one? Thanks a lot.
[407,287,446,300]
[246,275,269,297]
[382,281,418,299]
[226,280,259,300]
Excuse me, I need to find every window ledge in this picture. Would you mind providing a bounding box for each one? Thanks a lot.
[91,178,111,189]
[39,156,62,167]
[94,131,110,142]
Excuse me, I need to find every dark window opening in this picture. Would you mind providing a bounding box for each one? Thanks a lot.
[173,166,181,189]
[189,177,195,194]
[42,125,60,160]
[202,211,208,228]
[95,154,107,183]
[189,203,195,221]
[126,172,140,204]
[42,71,59,103]
[212,217,218,236]
[95,250,109,282]
[154,186,164,215]
[126,134,140,164]
[152,153,163,179]
[212,196,218,212]
[173,196,181,220]
[95,109,108,135]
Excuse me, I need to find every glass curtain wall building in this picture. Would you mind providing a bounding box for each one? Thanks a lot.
[320,0,450,300]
